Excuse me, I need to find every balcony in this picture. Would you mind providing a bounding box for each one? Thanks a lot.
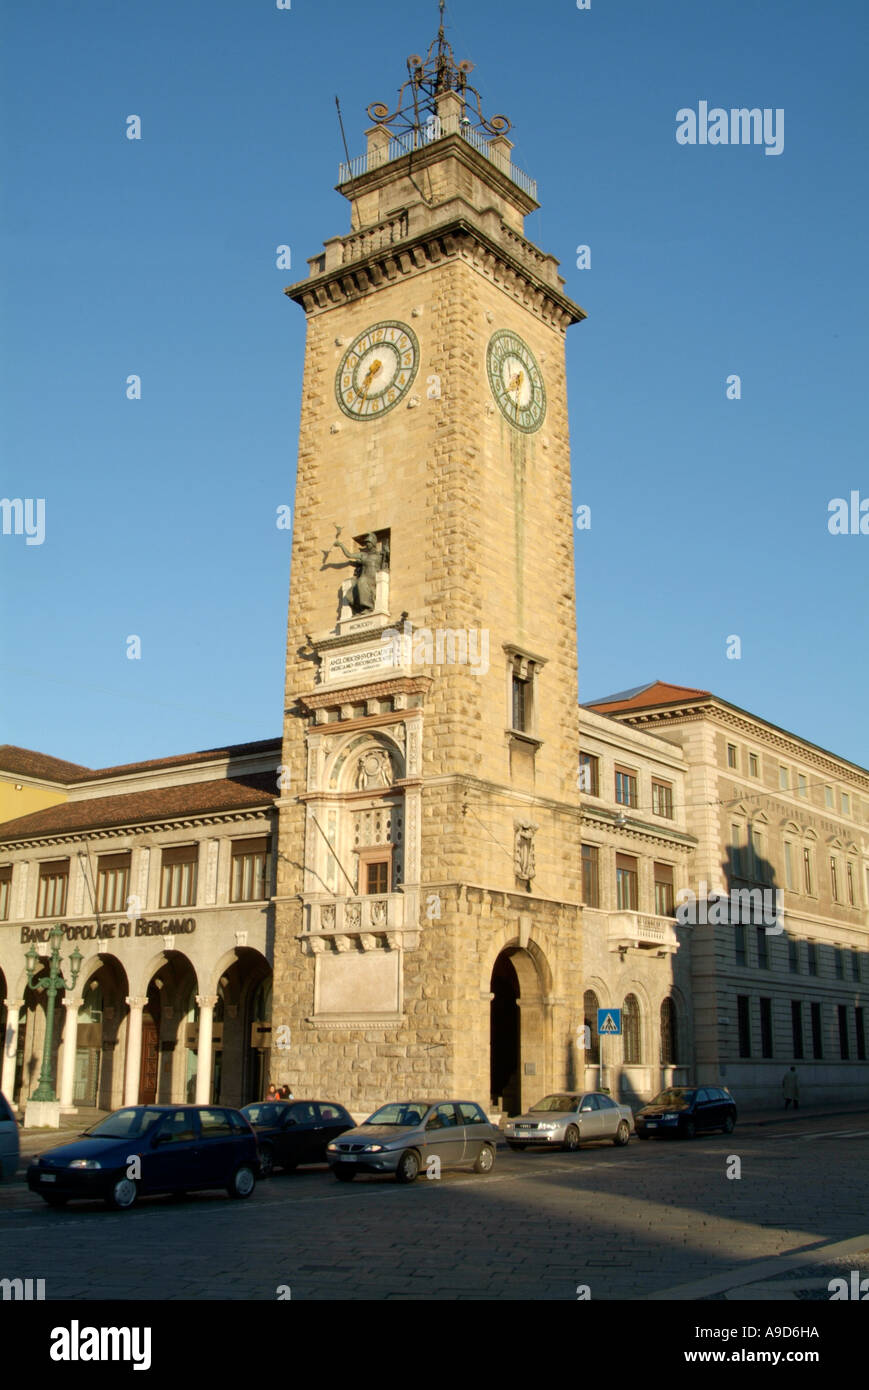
[606,911,679,956]
[301,893,417,953]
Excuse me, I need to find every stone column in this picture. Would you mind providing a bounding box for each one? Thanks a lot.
[194,996,218,1104]
[1,1000,24,1100]
[58,997,81,1108]
[123,997,147,1105]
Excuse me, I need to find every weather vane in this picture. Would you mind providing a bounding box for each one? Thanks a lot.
[366,0,511,141]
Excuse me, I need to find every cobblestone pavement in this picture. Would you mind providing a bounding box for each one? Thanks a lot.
[0,1110,866,1301]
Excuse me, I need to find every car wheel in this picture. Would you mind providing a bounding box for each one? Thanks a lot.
[614,1120,631,1146]
[395,1149,421,1184]
[258,1144,275,1178]
[42,1193,68,1207]
[682,1118,697,1140]
[562,1124,580,1153]
[333,1166,356,1182]
[106,1176,138,1210]
[507,1142,527,1151]
[473,1143,495,1174]
[722,1114,735,1134]
[227,1164,256,1199]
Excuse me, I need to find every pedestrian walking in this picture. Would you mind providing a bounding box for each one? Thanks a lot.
[782,1066,800,1110]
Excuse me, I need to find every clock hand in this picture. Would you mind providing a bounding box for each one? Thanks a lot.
[355,358,383,399]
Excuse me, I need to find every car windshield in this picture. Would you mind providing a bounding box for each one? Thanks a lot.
[364,1103,429,1127]
[83,1108,164,1139]
[650,1089,696,1107]
[529,1095,579,1113]
[242,1104,288,1127]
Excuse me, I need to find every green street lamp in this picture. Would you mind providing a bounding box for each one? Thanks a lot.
[25,925,83,1103]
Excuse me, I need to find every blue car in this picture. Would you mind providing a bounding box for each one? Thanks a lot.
[27,1104,259,1209]
[634,1086,737,1140]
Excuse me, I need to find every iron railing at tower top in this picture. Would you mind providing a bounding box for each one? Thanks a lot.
[338,114,537,201]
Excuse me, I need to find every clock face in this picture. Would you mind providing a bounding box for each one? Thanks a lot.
[487,330,546,433]
[336,321,420,420]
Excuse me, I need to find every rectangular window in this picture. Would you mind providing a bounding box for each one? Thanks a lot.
[811,1001,823,1059]
[841,792,851,816]
[846,862,856,906]
[760,997,773,1058]
[511,675,529,732]
[852,949,861,982]
[756,925,769,970]
[0,865,11,922]
[96,853,131,915]
[751,825,764,881]
[830,857,839,902]
[779,766,789,791]
[731,823,743,878]
[788,937,800,973]
[749,753,759,778]
[651,780,673,818]
[834,947,844,980]
[614,767,638,808]
[615,853,638,911]
[727,744,738,769]
[365,860,389,895]
[653,862,674,917]
[36,860,69,918]
[798,774,807,798]
[824,786,834,809]
[581,844,600,908]
[837,1004,850,1060]
[803,846,814,895]
[807,941,818,976]
[160,845,198,909]
[791,1001,804,1060]
[856,1008,866,1062]
[230,837,270,903]
[579,752,599,797]
[734,923,747,967]
[784,841,795,891]
[737,995,752,1058]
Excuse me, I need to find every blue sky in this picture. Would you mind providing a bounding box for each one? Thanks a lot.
[1,0,867,770]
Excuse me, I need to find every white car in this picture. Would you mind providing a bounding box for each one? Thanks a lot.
[0,1091,20,1180]
[505,1091,633,1152]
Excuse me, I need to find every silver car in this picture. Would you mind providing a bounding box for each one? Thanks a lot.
[0,1091,20,1181]
[505,1091,633,1151]
[327,1099,499,1183]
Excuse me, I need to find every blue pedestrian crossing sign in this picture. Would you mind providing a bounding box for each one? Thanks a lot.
[597,1008,622,1035]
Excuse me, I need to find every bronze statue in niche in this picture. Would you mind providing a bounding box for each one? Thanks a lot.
[330,527,387,615]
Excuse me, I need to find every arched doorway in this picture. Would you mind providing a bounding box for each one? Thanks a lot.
[489,945,549,1116]
[490,953,520,1114]
[247,976,272,1104]
[132,951,198,1105]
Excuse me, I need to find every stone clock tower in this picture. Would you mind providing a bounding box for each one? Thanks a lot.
[271,12,587,1115]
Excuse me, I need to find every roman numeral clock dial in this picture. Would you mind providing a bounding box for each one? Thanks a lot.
[336,320,420,419]
[487,330,547,433]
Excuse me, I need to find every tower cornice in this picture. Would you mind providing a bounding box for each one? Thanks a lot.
[285,211,586,332]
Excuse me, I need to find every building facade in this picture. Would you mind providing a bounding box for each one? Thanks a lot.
[0,741,278,1113]
[588,682,869,1106]
[578,708,696,1105]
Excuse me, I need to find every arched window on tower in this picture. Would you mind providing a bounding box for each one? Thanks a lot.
[660,996,678,1065]
[623,994,641,1065]
[583,989,600,1064]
